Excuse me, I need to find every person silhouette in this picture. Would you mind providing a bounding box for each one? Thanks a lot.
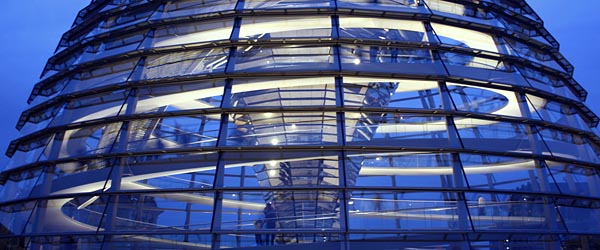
[263,203,277,245]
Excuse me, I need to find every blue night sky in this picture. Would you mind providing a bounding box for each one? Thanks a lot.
[0,0,599,167]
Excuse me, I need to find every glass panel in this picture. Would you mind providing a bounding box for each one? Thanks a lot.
[526,94,591,131]
[340,46,445,76]
[9,134,55,170]
[145,19,234,48]
[0,168,43,203]
[141,48,229,80]
[109,234,212,249]
[54,122,123,160]
[46,160,113,195]
[345,112,450,148]
[339,17,427,43]
[99,192,214,232]
[427,0,504,28]
[222,151,339,188]
[220,233,342,249]
[26,196,107,234]
[234,45,335,73]
[345,151,464,188]
[343,77,444,110]
[337,0,426,14]
[454,117,536,153]
[19,104,65,138]
[537,127,600,163]
[135,80,224,114]
[219,191,342,231]
[86,5,154,38]
[239,16,331,40]
[560,235,600,250]
[152,0,236,21]
[460,153,559,193]
[517,66,579,101]
[0,202,37,236]
[49,89,129,127]
[441,52,531,87]
[228,77,336,108]
[121,152,218,191]
[441,51,505,70]
[62,58,138,95]
[30,78,70,108]
[470,234,560,250]
[347,191,468,231]
[244,0,331,9]
[505,37,565,72]
[224,112,338,146]
[447,82,518,116]
[350,234,469,250]
[24,235,105,250]
[466,192,565,232]
[125,115,220,152]
[432,22,499,53]
[555,199,600,234]
[546,161,600,198]
[495,14,552,46]
[78,30,147,64]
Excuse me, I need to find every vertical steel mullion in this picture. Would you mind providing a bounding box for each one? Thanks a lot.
[331,15,340,40]
[210,152,226,250]
[446,116,464,150]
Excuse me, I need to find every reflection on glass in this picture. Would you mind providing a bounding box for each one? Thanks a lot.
[347,191,467,231]
[556,198,600,234]
[219,191,341,230]
[346,151,463,188]
[220,233,341,249]
[345,112,449,148]
[427,0,491,19]
[135,81,224,114]
[454,117,536,153]
[460,153,559,193]
[78,30,147,64]
[340,46,443,75]
[239,16,331,40]
[121,152,218,191]
[126,115,220,151]
[62,58,138,95]
[337,0,422,13]
[222,151,339,188]
[234,45,335,72]
[229,77,336,108]
[47,89,129,129]
[546,161,600,198]
[0,168,42,203]
[244,0,331,9]
[0,201,36,237]
[504,37,564,72]
[538,127,600,163]
[152,0,236,20]
[432,22,499,53]
[87,6,154,38]
[526,94,590,131]
[146,19,234,48]
[55,122,123,160]
[141,48,229,79]
[225,112,338,146]
[447,82,514,116]
[339,17,426,43]
[344,77,443,109]
[98,193,215,232]
[466,192,565,232]
[518,66,579,101]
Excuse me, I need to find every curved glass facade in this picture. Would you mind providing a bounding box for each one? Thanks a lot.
[2,0,600,249]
